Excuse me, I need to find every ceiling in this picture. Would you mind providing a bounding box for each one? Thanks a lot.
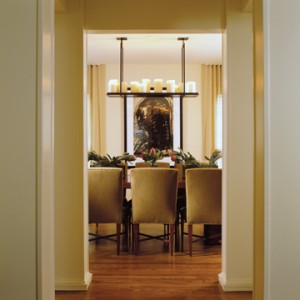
[87,33,222,65]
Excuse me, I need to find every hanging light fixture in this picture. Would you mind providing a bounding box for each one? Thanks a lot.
[107,37,199,98]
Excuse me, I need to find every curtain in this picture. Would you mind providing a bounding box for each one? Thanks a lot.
[88,65,106,154]
[201,64,222,159]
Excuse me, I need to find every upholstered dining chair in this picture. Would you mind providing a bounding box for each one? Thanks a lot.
[135,162,151,168]
[185,168,222,256]
[131,168,178,255]
[156,161,170,168]
[88,167,125,255]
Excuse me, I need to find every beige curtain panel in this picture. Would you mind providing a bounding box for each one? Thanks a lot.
[201,65,222,159]
[88,65,106,154]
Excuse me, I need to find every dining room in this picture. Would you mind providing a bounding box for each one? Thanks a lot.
[85,32,223,244]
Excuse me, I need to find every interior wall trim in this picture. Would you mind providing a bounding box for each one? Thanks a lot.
[218,272,253,292]
[55,271,93,291]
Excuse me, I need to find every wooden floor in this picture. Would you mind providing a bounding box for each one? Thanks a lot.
[56,224,252,300]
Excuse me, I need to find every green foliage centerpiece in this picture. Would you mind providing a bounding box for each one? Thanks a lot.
[88,151,136,167]
[169,148,222,168]
[140,147,164,167]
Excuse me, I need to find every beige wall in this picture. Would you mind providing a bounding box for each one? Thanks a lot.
[219,0,253,291]
[84,0,226,32]
[55,0,91,290]
[264,1,300,299]
[103,64,202,159]
[37,0,55,299]
[0,1,38,299]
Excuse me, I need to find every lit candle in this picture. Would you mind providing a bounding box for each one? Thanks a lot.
[186,81,196,93]
[139,83,147,92]
[154,79,163,92]
[177,82,184,93]
[130,81,139,93]
[115,82,120,93]
[166,80,176,92]
[121,82,128,93]
[142,79,151,92]
[108,79,119,93]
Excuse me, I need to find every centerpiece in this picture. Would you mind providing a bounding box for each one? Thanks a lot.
[140,147,165,167]
[169,148,222,168]
[88,151,136,167]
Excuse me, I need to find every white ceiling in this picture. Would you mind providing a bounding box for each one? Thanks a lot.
[87,33,222,65]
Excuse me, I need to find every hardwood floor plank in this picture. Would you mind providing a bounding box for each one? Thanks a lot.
[56,224,252,300]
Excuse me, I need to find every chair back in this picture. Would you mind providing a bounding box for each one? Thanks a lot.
[186,168,222,224]
[88,167,123,224]
[131,168,178,224]
[174,162,183,183]
[156,162,170,168]
[135,162,151,168]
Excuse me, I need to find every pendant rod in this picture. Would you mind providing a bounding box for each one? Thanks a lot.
[178,37,189,93]
[117,37,127,93]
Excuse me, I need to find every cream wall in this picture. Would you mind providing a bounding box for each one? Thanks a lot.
[84,0,226,32]
[103,64,202,159]
[37,0,55,299]
[264,1,300,299]
[219,0,253,291]
[55,0,92,290]
[1,1,41,299]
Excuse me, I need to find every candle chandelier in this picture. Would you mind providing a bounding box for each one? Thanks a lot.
[106,37,199,98]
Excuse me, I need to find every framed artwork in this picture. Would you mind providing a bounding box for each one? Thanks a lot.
[125,96,182,154]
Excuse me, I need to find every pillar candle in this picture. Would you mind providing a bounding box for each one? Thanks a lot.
[142,79,151,92]
[130,81,139,93]
[177,82,184,93]
[154,79,163,92]
[166,80,176,92]
[186,81,196,93]
[108,79,119,93]
[139,83,147,92]
[115,83,120,93]
[121,82,128,93]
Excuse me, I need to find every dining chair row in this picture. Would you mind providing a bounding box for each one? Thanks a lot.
[88,167,222,256]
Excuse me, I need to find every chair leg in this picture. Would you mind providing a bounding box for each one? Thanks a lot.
[116,223,121,255]
[181,216,185,252]
[163,224,170,240]
[169,224,175,256]
[175,218,179,252]
[133,224,139,255]
[188,224,193,256]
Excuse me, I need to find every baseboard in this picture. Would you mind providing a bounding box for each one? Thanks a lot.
[55,271,93,291]
[218,272,253,291]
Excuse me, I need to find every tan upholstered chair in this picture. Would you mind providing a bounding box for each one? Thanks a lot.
[88,167,124,255]
[135,162,151,168]
[156,161,170,168]
[131,168,178,255]
[174,162,184,183]
[185,168,222,255]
